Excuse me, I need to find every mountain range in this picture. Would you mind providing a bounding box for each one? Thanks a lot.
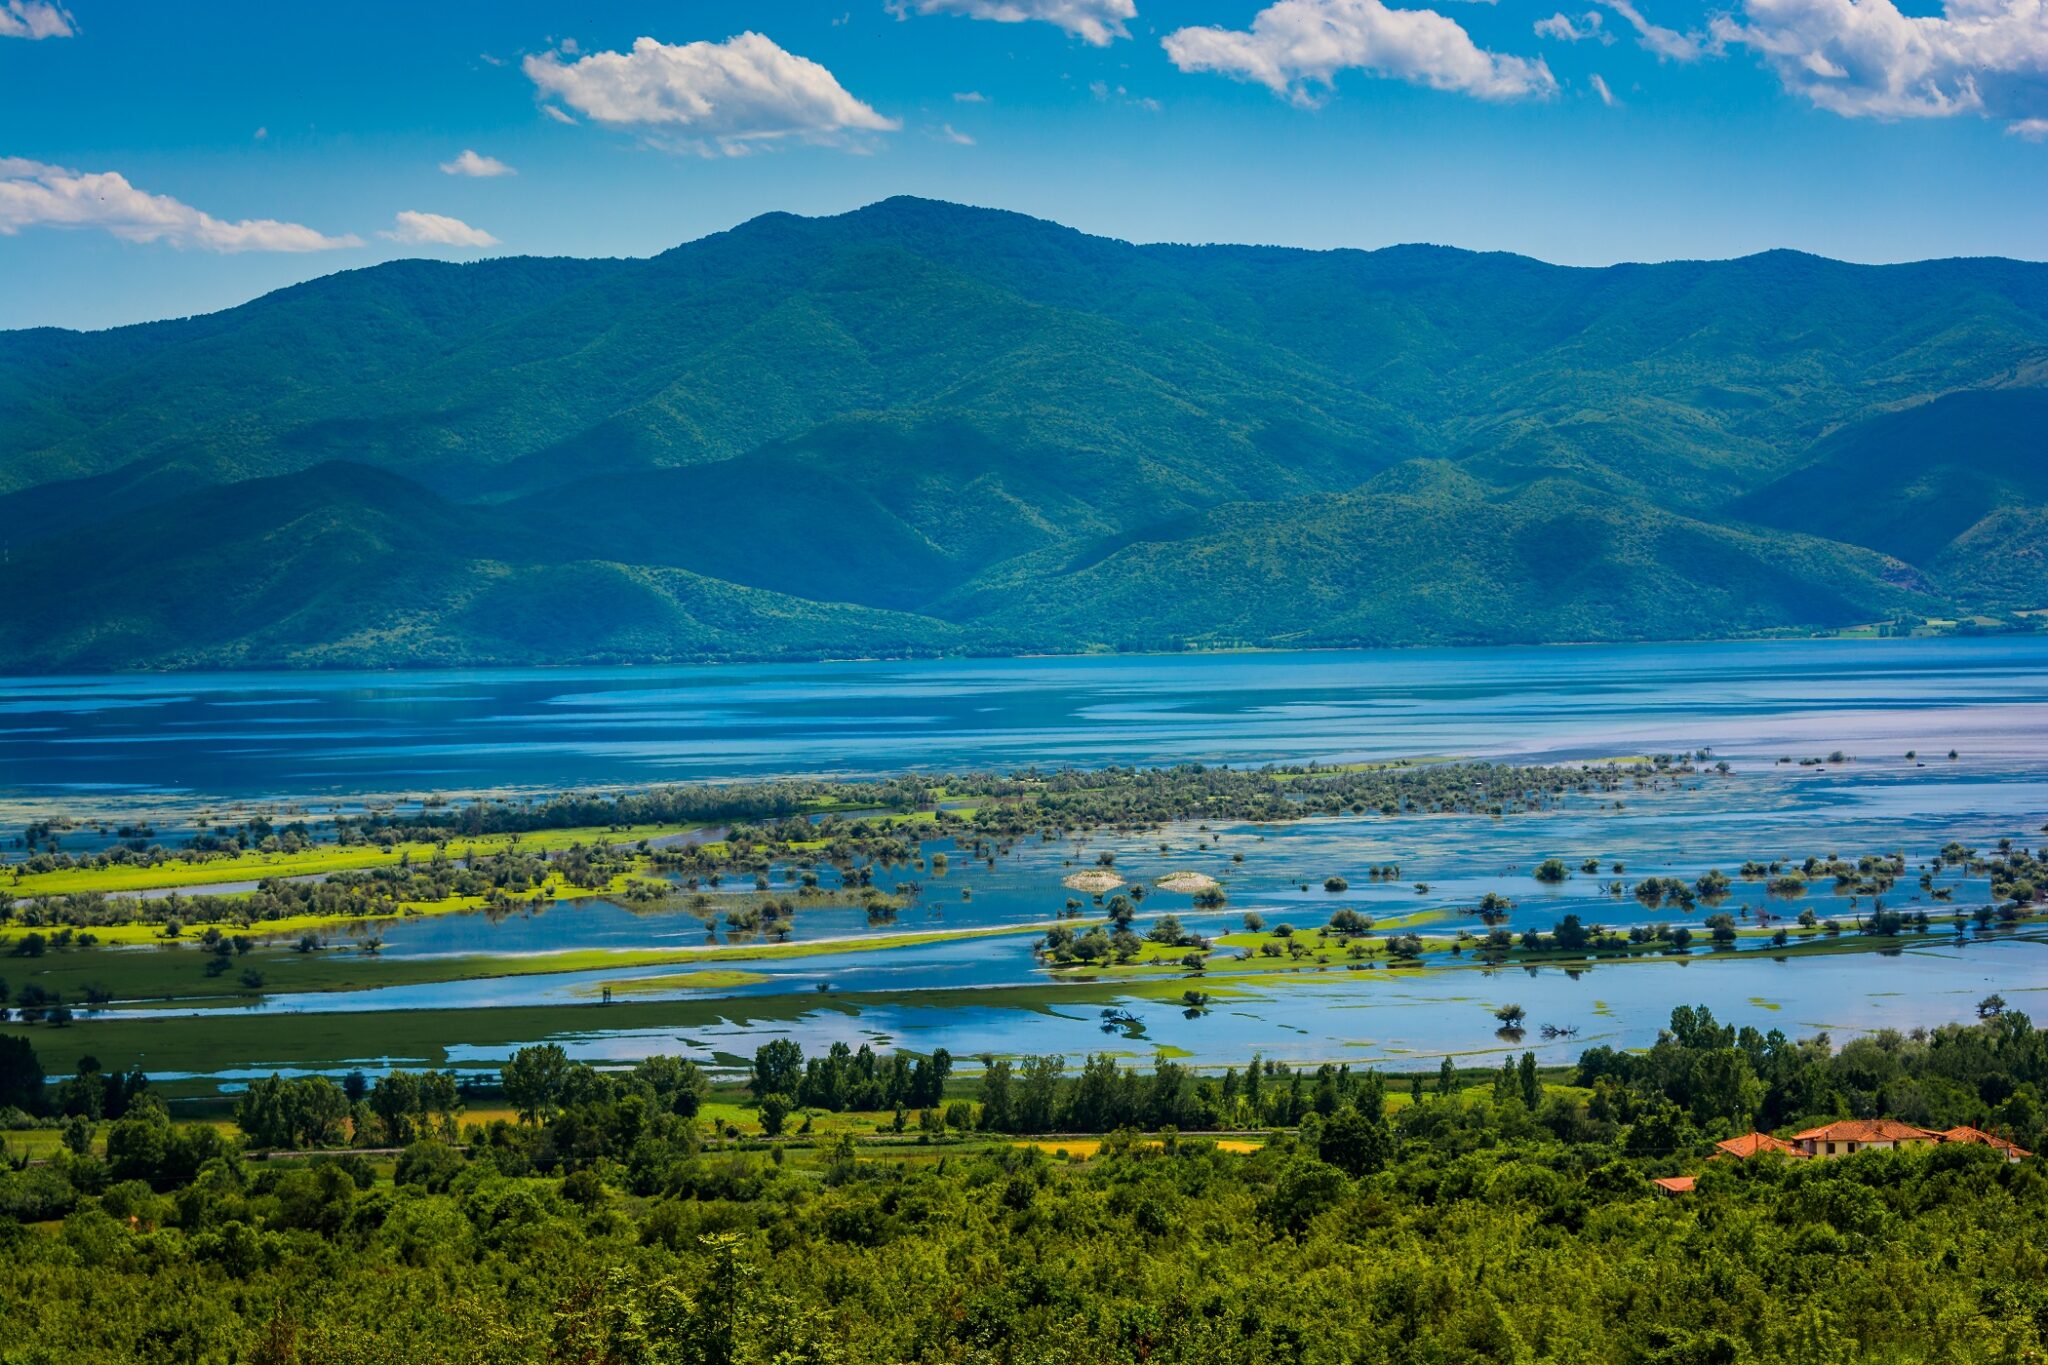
[2,196,2044,670]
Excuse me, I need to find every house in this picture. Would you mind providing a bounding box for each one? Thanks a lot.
[1651,1175,1696,1196]
[1714,1131,1805,1160]
[1788,1119,1941,1159]
[1936,1126,2033,1162]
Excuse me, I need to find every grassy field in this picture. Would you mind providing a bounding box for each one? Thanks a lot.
[0,974,1163,1093]
[0,868,669,949]
[4,822,708,898]
[2,917,1079,1010]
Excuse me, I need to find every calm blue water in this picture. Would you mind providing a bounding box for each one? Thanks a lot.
[13,638,2048,1083]
[6,638,2048,809]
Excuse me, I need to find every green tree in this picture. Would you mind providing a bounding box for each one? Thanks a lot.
[1319,1103,1393,1176]
[751,1039,804,1100]
[502,1043,571,1124]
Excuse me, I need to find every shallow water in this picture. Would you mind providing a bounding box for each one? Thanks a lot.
[13,638,2048,1082]
[7,637,2048,810]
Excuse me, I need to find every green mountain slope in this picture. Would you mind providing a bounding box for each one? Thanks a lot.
[0,464,958,670]
[943,463,1939,651]
[1729,389,2048,568]
[0,197,2044,670]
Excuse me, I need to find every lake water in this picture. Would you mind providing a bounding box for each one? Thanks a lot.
[8,637,2048,1085]
[7,637,2048,811]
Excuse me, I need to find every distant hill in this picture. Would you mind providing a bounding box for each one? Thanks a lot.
[1,197,2043,670]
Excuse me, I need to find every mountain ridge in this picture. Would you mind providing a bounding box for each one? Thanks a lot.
[1,196,2043,671]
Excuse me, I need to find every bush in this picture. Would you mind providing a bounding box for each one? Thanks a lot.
[395,1139,463,1193]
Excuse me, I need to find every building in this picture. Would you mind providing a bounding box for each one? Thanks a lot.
[1788,1119,1942,1159]
[1714,1131,1804,1160]
[1936,1126,2033,1162]
[1651,1175,1696,1196]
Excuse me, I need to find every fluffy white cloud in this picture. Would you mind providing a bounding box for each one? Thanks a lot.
[523,32,897,152]
[384,211,499,248]
[0,157,360,252]
[0,1,72,39]
[1713,0,2048,120]
[2011,114,2048,137]
[898,0,1136,46]
[440,148,515,177]
[1163,0,1558,103]
[1535,11,1613,43]
[1591,71,1620,103]
[1599,0,1705,61]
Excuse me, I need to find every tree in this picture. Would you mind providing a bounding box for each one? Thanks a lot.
[1145,914,1186,945]
[235,1074,349,1149]
[1979,993,2009,1019]
[1518,1051,1540,1110]
[370,1070,423,1145]
[1328,907,1373,936]
[1494,1003,1527,1030]
[978,1055,1015,1132]
[1534,859,1571,883]
[758,1093,792,1137]
[749,1039,802,1105]
[395,1138,463,1192]
[1319,1104,1392,1176]
[502,1043,571,1124]
[635,1055,710,1116]
[0,1037,43,1113]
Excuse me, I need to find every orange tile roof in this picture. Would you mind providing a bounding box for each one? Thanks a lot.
[1789,1119,1938,1144]
[1714,1132,1802,1158]
[1651,1175,1697,1193]
[1938,1126,2033,1157]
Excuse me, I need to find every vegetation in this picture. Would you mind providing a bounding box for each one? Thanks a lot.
[4,198,2046,670]
[2,1007,2046,1361]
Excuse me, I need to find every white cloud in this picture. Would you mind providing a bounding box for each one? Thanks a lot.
[1591,71,1619,103]
[1598,0,1705,62]
[440,148,515,177]
[540,104,579,125]
[1089,79,1162,109]
[384,210,499,249]
[897,0,1136,46]
[1714,0,2048,120]
[938,122,977,144]
[1534,11,1612,43]
[0,157,360,252]
[1162,0,1558,104]
[523,32,897,153]
[0,1,73,39]
[2009,115,2048,138]
[954,90,989,102]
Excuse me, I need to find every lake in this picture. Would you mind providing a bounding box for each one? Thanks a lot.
[6,636,2048,1087]
[7,636,2048,810]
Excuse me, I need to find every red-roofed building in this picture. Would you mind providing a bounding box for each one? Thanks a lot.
[1651,1175,1696,1196]
[1789,1120,1940,1159]
[1937,1126,2033,1162]
[1714,1131,1805,1160]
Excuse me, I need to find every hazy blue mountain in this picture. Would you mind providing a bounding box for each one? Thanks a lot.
[1,198,2042,669]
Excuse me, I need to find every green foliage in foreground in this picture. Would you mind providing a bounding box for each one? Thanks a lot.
[7,1124,2048,1364]
[4,1010,2048,1361]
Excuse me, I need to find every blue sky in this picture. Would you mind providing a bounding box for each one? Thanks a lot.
[3,0,2046,330]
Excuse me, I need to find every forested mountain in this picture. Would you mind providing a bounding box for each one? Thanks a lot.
[2,197,2044,669]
